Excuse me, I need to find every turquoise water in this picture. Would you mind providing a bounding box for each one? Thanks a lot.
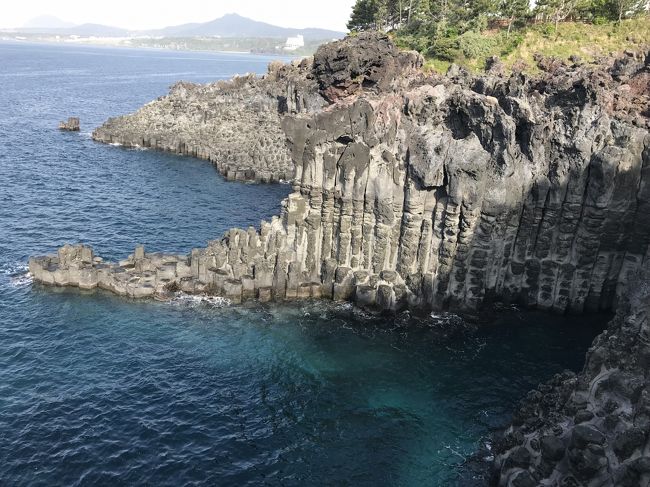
[0,42,606,486]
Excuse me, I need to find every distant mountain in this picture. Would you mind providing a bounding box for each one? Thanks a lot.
[23,15,75,29]
[10,14,344,41]
[149,14,344,40]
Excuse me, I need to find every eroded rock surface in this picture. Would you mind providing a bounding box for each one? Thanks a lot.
[59,117,80,131]
[312,31,423,102]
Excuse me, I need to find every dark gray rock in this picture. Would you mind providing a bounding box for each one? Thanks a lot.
[312,31,423,102]
[541,435,566,461]
[613,427,646,460]
[574,409,595,424]
[572,425,606,448]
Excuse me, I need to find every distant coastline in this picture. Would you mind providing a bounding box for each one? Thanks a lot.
[0,36,310,58]
[0,13,343,57]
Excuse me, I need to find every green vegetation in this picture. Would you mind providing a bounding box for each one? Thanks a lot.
[347,0,650,72]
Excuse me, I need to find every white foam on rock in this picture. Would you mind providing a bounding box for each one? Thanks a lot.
[169,293,232,308]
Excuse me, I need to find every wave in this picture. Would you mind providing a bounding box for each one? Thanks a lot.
[169,293,231,308]
[1,262,32,288]
[10,273,33,288]
[429,311,464,327]
[2,262,28,276]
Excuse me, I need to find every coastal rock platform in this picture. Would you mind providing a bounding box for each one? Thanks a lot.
[91,58,324,183]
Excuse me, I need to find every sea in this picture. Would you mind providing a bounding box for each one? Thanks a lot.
[0,41,607,486]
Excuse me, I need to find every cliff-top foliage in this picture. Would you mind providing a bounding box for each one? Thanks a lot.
[347,0,650,72]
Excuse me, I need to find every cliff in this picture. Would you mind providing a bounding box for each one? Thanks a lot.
[40,35,650,315]
[30,33,650,485]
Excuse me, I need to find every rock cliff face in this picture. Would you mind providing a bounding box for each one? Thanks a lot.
[29,34,650,486]
[493,261,650,487]
[60,37,650,315]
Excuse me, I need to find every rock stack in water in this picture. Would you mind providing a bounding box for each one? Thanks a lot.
[30,34,650,486]
[59,117,80,131]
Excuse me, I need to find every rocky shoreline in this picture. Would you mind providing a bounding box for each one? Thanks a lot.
[493,262,650,486]
[91,58,324,183]
[32,33,650,485]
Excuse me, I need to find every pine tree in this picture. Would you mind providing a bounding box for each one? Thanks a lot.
[374,0,402,30]
[576,0,647,21]
[408,0,432,24]
[347,0,379,31]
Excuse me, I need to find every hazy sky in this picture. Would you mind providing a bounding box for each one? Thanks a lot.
[2,0,357,31]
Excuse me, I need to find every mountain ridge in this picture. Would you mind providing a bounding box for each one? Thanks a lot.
[12,13,344,40]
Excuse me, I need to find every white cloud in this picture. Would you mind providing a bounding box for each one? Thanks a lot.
[1,0,356,32]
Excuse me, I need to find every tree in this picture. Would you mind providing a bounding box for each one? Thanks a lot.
[375,0,402,30]
[609,0,647,22]
[497,0,530,36]
[536,0,579,29]
[347,0,379,31]
[576,0,647,21]
[429,0,452,23]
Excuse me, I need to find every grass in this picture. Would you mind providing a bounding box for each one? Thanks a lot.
[402,17,650,75]
[502,18,650,69]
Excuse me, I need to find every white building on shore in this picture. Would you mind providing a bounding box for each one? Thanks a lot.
[284,34,304,51]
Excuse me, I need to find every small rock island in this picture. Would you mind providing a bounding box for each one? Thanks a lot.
[58,117,80,131]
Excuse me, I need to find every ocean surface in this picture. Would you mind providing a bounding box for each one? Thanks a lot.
[0,42,607,486]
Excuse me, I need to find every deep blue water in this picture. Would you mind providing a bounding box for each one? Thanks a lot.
[0,42,607,486]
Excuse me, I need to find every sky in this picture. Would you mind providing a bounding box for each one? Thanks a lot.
[2,0,357,32]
